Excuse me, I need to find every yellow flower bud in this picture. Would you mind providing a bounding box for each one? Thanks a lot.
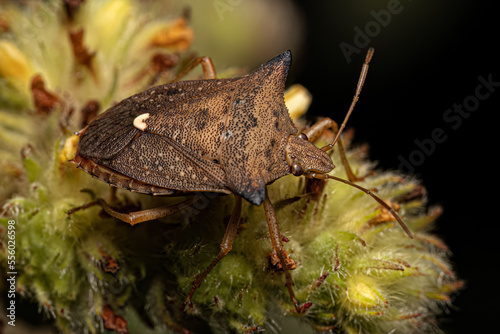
[149,18,194,51]
[82,0,132,54]
[285,84,312,121]
[0,40,33,93]
[59,134,80,165]
[346,275,386,309]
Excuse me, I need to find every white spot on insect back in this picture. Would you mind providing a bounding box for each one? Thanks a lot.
[133,113,150,131]
[221,130,232,140]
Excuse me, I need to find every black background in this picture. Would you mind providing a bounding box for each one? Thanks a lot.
[288,1,498,333]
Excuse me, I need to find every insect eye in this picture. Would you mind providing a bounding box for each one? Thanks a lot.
[291,164,303,176]
[299,133,308,141]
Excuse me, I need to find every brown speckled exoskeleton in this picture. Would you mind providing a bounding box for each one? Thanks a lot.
[70,48,412,312]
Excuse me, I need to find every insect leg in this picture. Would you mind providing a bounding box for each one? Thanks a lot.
[172,56,217,82]
[68,197,198,226]
[304,117,362,182]
[99,198,202,226]
[182,195,242,310]
[263,189,304,313]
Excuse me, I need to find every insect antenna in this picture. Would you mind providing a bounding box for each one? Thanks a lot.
[321,47,374,152]
[308,172,414,239]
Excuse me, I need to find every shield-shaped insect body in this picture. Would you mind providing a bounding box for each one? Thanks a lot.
[71,48,411,312]
[74,51,329,205]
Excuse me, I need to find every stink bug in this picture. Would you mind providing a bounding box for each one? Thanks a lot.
[70,48,412,312]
